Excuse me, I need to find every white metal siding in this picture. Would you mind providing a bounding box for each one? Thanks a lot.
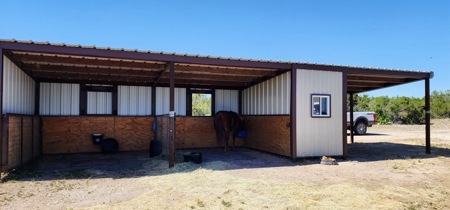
[118,85,152,116]
[296,70,343,157]
[2,56,35,114]
[155,87,186,115]
[40,83,80,115]
[87,92,112,114]
[215,89,239,113]
[242,72,290,115]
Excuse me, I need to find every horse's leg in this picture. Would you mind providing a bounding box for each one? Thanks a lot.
[224,132,229,155]
[216,131,222,153]
[232,130,236,150]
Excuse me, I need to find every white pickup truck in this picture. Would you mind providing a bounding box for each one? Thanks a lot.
[347,110,377,135]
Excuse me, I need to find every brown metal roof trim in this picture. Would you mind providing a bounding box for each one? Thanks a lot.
[0,39,433,77]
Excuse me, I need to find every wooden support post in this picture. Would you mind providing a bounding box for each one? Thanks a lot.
[211,88,215,115]
[0,47,5,171]
[425,78,431,154]
[342,72,348,156]
[112,85,118,115]
[152,85,156,116]
[34,81,40,115]
[238,89,242,115]
[290,65,297,160]
[350,93,354,144]
[169,61,175,168]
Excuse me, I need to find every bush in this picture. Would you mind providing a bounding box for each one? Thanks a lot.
[347,90,450,124]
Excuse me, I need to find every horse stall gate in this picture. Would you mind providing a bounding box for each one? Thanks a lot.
[1,114,41,171]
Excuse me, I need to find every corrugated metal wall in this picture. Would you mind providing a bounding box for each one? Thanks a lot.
[215,89,239,113]
[87,92,112,114]
[155,87,186,115]
[296,69,343,157]
[118,85,152,116]
[2,56,35,114]
[40,83,80,115]
[242,72,291,115]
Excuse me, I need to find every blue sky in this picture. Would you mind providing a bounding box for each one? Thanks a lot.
[0,0,448,97]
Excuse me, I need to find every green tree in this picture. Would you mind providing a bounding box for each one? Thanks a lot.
[346,90,450,124]
[192,94,212,116]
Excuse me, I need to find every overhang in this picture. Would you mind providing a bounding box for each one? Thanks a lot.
[0,39,433,92]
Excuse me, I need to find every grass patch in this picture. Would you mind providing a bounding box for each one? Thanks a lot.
[196,199,205,207]
[221,199,231,207]
[1,157,43,183]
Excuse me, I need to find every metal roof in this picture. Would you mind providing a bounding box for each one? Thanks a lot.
[0,39,433,92]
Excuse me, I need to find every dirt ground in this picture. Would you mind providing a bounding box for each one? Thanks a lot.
[1,119,450,210]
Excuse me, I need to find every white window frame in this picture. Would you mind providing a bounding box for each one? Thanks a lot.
[311,94,331,118]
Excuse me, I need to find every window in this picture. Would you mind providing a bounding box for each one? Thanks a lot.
[312,94,330,117]
[192,93,212,116]
[187,88,213,116]
[81,84,117,115]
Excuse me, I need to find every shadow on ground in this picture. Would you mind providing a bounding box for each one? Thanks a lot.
[347,133,388,136]
[2,142,450,182]
[347,142,450,162]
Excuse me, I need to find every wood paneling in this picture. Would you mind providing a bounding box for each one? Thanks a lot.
[4,115,41,171]
[176,117,244,149]
[42,116,154,154]
[115,117,154,151]
[7,116,21,170]
[33,117,41,158]
[243,116,290,156]
[21,116,33,164]
[41,116,289,155]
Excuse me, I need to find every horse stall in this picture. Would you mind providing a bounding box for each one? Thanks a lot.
[243,116,290,157]
[41,116,154,154]
[0,39,433,171]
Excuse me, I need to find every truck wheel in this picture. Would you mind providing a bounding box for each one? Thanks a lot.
[354,121,367,135]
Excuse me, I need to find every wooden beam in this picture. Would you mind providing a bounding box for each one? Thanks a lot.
[23,63,160,77]
[13,53,277,77]
[10,53,165,69]
[347,81,385,87]
[157,78,247,87]
[1,41,291,69]
[348,75,405,83]
[347,87,370,92]
[175,65,276,76]
[153,62,170,87]
[33,71,156,83]
[161,72,259,82]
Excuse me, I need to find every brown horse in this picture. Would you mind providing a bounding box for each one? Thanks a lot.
[213,111,243,155]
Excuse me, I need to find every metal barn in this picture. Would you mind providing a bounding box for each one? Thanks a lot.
[0,39,433,170]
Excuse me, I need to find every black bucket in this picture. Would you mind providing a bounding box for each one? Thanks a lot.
[183,152,202,164]
[92,134,103,145]
[101,138,119,154]
[149,140,162,157]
